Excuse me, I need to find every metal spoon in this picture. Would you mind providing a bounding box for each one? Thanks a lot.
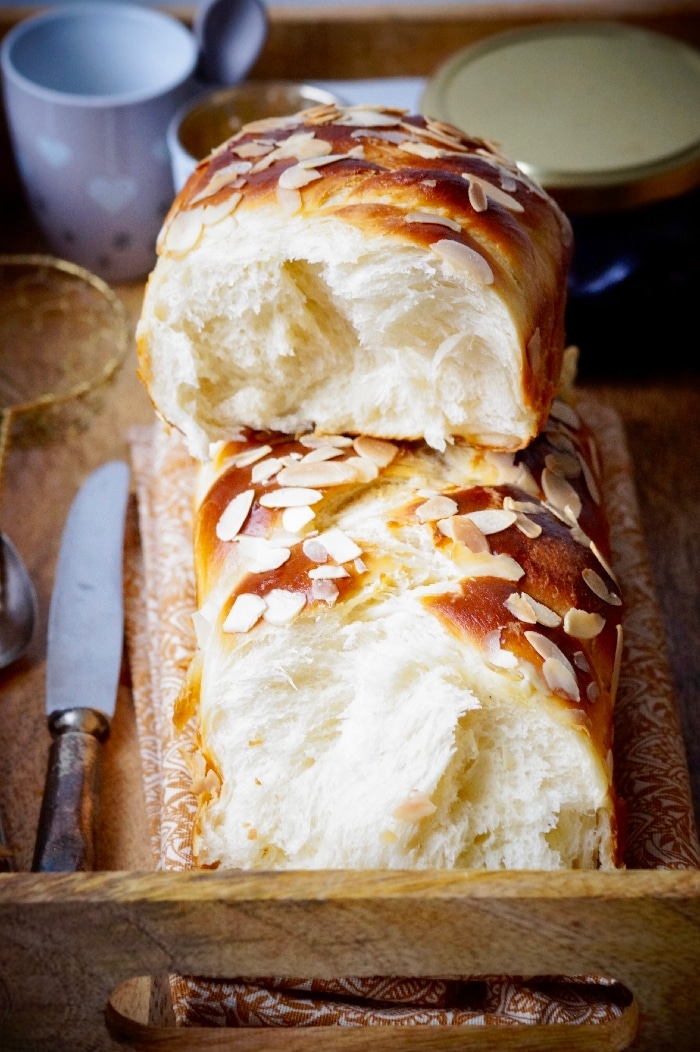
[194,0,267,86]
[0,531,36,669]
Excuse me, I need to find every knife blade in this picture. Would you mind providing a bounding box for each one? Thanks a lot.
[32,461,130,872]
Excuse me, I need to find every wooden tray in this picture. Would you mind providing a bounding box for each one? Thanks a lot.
[1,5,700,1050]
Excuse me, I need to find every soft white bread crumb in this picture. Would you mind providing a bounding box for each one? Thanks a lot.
[137,107,572,459]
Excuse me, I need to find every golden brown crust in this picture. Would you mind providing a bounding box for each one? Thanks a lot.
[155,105,572,444]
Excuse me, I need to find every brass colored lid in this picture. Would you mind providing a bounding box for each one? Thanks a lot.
[422,22,700,213]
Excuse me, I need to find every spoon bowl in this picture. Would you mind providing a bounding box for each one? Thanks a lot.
[0,532,36,669]
[194,0,267,86]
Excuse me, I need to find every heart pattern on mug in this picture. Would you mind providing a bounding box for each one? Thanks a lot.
[35,134,72,168]
[87,175,138,215]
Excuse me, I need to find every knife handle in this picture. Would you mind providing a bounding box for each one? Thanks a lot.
[32,708,110,873]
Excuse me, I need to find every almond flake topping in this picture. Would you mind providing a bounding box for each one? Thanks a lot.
[393,789,437,822]
[438,514,490,553]
[430,239,494,285]
[301,444,345,463]
[311,578,339,604]
[405,211,461,232]
[339,108,402,128]
[278,164,323,190]
[506,592,561,627]
[251,457,282,484]
[549,399,581,430]
[345,455,379,483]
[545,451,582,479]
[564,608,606,639]
[308,564,350,580]
[463,553,524,582]
[259,487,323,508]
[587,681,600,702]
[467,178,488,212]
[462,173,524,213]
[316,527,363,564]
[542,467,582,520]
[515,514,542,539]
[542,657,580,701]
[416,495,459,523]
[216,489,255,541]
[503,496,541,515]
[582,568,622,606]
[580,457,602,504]
[277,460,358,488]
[465,508,517,534]
[400,141,444,159]
[223,593,267,634]
[276,185,302,214]
[302,538,328,563]
[238,536,291,573]
[262,589,306,626]
[299,433,354,448]
[232,141,273,159]
[200,194,242,227]
[574,651,591,672]
[193,160,252,202]
[590,541,618,584]
[164,209,203,256]
[282,505,315,533]
[233,444,273,468]
[353,436,397,467]
[524,631,575,679]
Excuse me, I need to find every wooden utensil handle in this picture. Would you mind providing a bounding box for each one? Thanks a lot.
[32,708,110,872]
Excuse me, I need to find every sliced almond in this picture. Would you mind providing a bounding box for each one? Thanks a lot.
[316,527,362,564]
[276,185,302,214]
[299,433,354,448]
[542,657,580,701]
[216,489,255,541]
[524,631,575,679]
[465,508,517,534]
[582,567,622,606]
[405,211,461,232]
[549,399,581,430]
[515,514,542,539]
[400,141,444,159]
[237,536,291,573]
[462,173,524,213]
[438,515,490,553]
[259,487,323,508]
[251,457,282,484]
[416,495,459,522]
[564,608,606,639]
[233,444,273,468]
[262,589,306,626]
[542,468,582,520]
[430,239,494,285]
[462,552,524,582]
[282,505,315,532]
[308,565,350,580]
[278,165,323,190]
[164,209,203,256]
[344,455,379,483]
[545,451,582,479]
[302,538,328,563]
[352,436,398,467]
[311,578,339,604]
[222,593,266,634]
[301,444,345,463]
[587,681,600,702]
[276,460,358,488]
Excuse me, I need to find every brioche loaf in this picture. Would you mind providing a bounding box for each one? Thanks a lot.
[136,104,573,458]
[176,402,623,871]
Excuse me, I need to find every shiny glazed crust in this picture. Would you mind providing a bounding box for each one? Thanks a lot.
[177,398,623,872]
[137,104,573,456]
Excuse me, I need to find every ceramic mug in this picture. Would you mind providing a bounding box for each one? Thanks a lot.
[0,2,198,282]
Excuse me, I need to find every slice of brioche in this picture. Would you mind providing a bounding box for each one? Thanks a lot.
[177,400,623,871]
[137,105,573,458]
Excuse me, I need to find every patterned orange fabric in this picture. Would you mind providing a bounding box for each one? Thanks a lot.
[123,395,700,1030]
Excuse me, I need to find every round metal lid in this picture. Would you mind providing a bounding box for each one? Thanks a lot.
[421,22,700,213]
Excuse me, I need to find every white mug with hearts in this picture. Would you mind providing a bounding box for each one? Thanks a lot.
[1,2,199,281]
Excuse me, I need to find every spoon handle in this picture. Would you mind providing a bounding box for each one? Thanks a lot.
[32,708,110,872]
